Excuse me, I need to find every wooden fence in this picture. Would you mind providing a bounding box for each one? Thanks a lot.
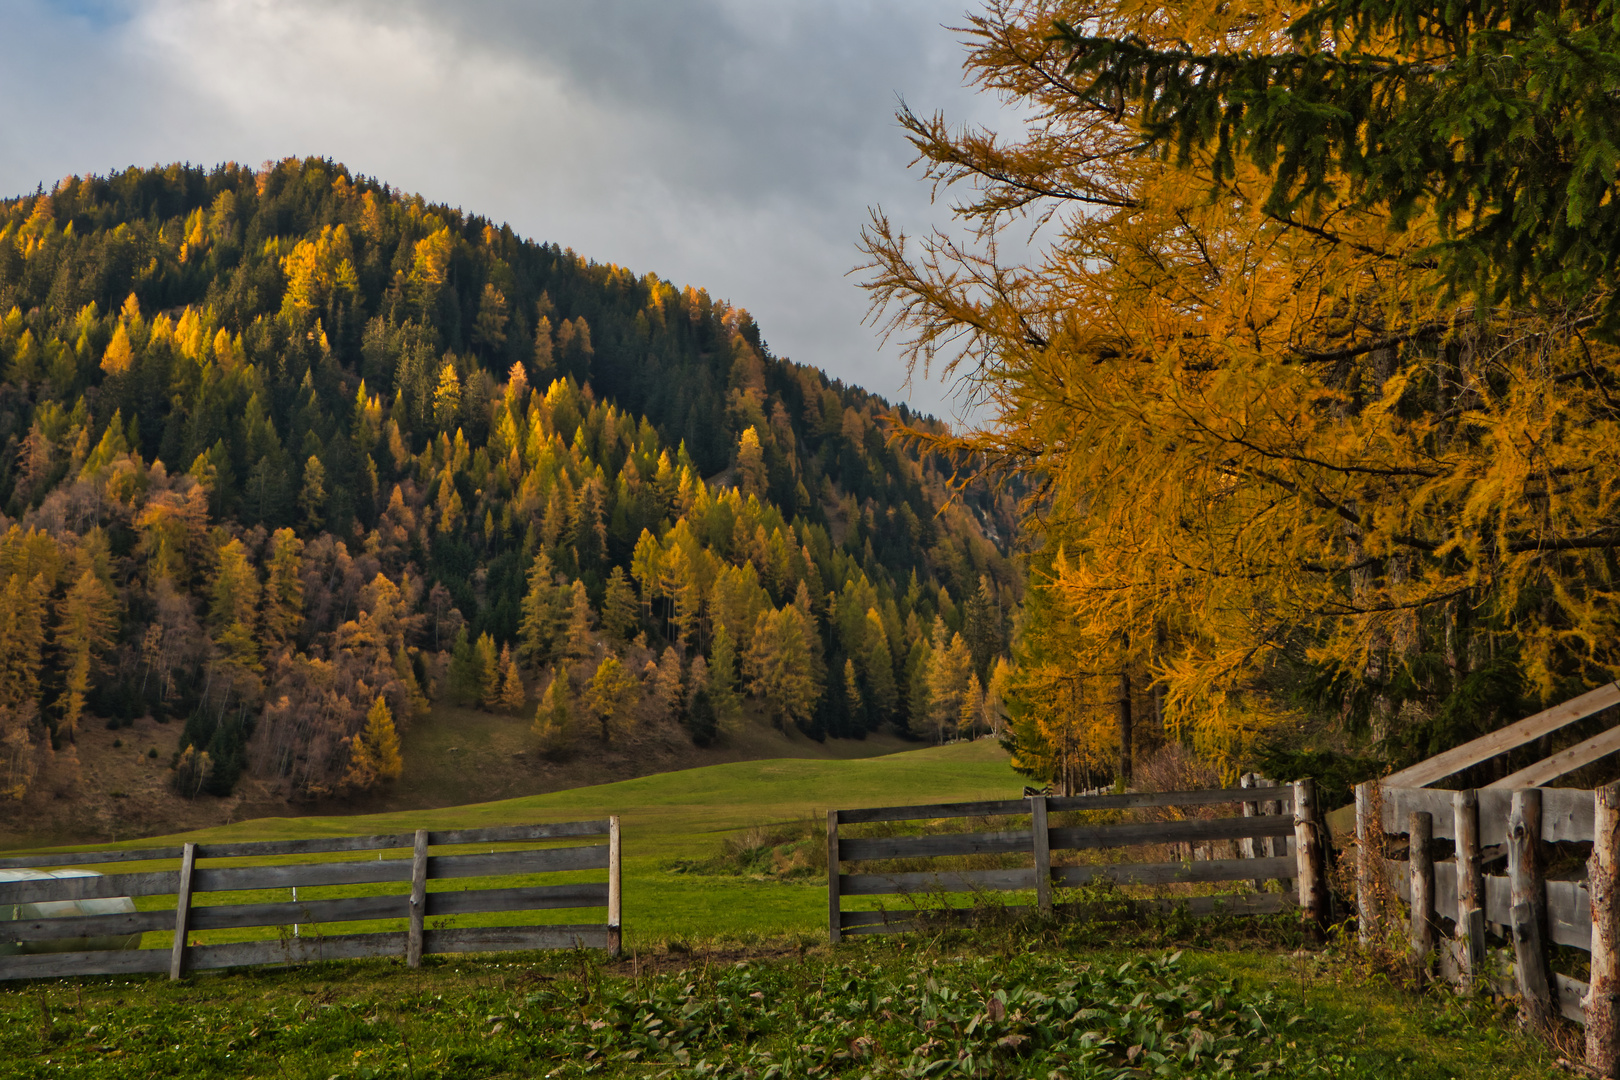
[828,781,1328,942]
[1364,782,1620,1071]
[0,818,621,982]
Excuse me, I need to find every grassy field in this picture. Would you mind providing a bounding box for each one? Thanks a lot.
[4,738,1024,945]
[0,929,1564,1078]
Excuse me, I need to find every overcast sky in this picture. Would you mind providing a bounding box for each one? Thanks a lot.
[0,0,1006,423]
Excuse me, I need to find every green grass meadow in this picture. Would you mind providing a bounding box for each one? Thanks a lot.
[6,738,1025,946]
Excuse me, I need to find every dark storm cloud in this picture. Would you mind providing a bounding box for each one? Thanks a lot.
[0,0,1004,420]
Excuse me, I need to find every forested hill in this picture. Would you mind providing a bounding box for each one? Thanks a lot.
[0,157,1016,806]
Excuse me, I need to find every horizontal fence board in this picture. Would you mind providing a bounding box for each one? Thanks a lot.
[840,869,1036,896]
[1436,860,1457,923]
[839,905,1032,935]
[840,830,1032,862]
[1049,789,1293,813]
[423,925,610,953]
[1381,786,1594,845]
[428,821,611,846]
[0,869,179,906]
[429,846,609,879]
[1559,974,1590,1025]
[1548,879,1594,951]
[837,891,1295,936]
[185,932,403,971]
[837,800,1028,825]
[0,847,185,871]
[1393,862,1591,951]
[1049,816,1295,851]
[427,883,610,916]
[5,908,174,942]
[0,947,169,981]
[1054,857,1296,888]
[192,860,412,893]
[1058,892,1297,917]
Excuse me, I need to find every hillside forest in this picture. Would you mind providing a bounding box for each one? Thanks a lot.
[0,158,1017,805]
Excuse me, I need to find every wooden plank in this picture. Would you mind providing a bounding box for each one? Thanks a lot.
[0,868,180,905]
[423,925,611,954]
[1543,788,1598,845]
[1357,782,1379,945]
[5,908,174,941]
[1548,879,1594,951]
[1054,857,1296,888]
[840,869,1037,896]
[839,830,1033,862]
[1047,788,1291,813]
[407,829,427,969]
[1489,727,1620,791]
[606,815,621,958]
[1384,785,1593,845]
[0,846,185,870]
[826,810,841,944]
[1030,796,1052,916]
[837,800,1027,824]
[1511,790,1556,1029]
[1435,859,1458,924]
[1454,790,1484,985]
[1295,779,1328,936]
[1382,682,1620,789]
[428,846,609,879]
[1048,816,1295,851]
[192,835,414,860]
[1486,873,1512,927]
[426,883,609,917]
[5,884,613,943]
[0,948,170,982]
[1589,784,1620,1070]
[185,932,403,971]
[429,821,611,845]
[169,842,195,980]
[1410,811,1436,978]
[190,859,413,893]
[1560,974,1592,1026]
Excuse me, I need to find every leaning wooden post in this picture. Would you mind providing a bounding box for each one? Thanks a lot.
[1509,788,1555,1029]
[607,815,622,958]
[1031,794,1052,916]
[1409,811,1436,981]
[1356,782,1379,945]
[1453,789,1485,987]
[168,841,197,981]
[827,810,842,944]
[407,829,428,968]
[1241,773,1262,890]
[1293,778,1328,936]
[1587,783,1620,1074]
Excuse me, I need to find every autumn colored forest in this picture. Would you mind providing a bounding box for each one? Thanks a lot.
[0,158,1018,813]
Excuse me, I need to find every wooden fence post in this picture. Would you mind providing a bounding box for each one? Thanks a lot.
[1031,794,1052,916]
[1356,782,1378,945]
[1293,778,1328,936]
[827,810,841,944]
[1587,783,1620,1075]
[168,841,196,981]
[1409,811,1436,980]
[1241,773,1262,889]
[407,829,428,968]
[1453,789,1485,987]
[607,815,622,958]
[1509,788,1555,1029]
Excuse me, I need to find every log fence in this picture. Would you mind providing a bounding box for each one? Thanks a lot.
[0,818,620,982]
[828,781,1328,941]
[1363,780,1620,1072]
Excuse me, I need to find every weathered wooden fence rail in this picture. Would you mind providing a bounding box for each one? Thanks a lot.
[1363,782,1620,1054]
[0,818,620,982]
[828,782,1327,942]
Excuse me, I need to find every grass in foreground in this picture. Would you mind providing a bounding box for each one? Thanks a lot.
[0,925,1562,1079]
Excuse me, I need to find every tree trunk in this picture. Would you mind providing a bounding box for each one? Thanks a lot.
[1117,669,1132,788]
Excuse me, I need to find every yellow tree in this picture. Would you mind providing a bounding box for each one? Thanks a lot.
[585,654,638,743]
[345,694,403,789]
[861,0,1620,772]
[55,570,118,741]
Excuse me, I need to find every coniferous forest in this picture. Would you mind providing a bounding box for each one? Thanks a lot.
[0,157,1017,806]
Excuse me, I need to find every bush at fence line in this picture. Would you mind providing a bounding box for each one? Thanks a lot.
[0,870,141,956]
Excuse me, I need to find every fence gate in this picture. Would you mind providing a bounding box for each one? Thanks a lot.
[0,818,621,981]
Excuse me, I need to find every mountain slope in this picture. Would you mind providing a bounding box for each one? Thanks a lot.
[0,157,1016,814]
